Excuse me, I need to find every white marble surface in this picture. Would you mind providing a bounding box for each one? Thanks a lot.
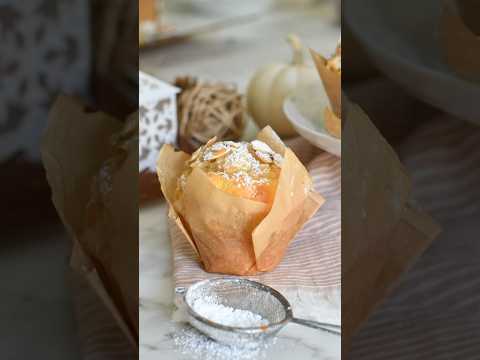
[139,202,340,360]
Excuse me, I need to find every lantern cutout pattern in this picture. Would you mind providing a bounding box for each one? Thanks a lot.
[139,71,179,173]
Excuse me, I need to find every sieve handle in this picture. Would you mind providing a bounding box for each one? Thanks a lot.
[175,287,188,302]
[291,317,341,335]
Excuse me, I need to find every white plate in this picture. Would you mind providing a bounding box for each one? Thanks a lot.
[344,0,480,125]
[283,82,341,157]
[173,0,272,16]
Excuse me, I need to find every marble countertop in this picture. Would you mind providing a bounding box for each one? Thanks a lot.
[139,202,340,360]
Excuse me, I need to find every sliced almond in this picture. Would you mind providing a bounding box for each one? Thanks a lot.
[204,147,231,161]
[273,153,283,167]
[189,146,203,163]
[251,140,274,154]
[255,150,273,163]
[204,136,217,148]
[209,142,229,151]
[223,140,240,148]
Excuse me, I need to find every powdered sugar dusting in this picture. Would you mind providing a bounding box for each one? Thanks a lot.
[172,325,276,360]
[212,142,260,172]
[201,141,279,189]
[177,139,283,200]
[171,295,273,359]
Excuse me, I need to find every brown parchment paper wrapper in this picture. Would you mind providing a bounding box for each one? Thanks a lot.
[342,95,441,354]
[157,126,325,275]
[41,96,138,348]
[440,0,480,81]
[324,107,341,139]
[310,48,341,117]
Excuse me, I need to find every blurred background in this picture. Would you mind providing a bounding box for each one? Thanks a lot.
[343,0,480,358]
[138,1,342,359]
[139,0,340,142]
[6,0,478,359]
[0,0,137,358]
[1,0,341,359]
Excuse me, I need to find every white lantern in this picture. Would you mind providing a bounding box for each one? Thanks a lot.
[139,71,180,173]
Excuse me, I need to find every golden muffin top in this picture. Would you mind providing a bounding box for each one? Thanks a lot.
[176,139,283,204]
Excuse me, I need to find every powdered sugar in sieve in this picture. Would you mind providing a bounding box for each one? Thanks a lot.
[191,296,269,328]
[180,278,340,347]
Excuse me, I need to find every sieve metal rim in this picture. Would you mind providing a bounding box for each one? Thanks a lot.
[184,277,294,333]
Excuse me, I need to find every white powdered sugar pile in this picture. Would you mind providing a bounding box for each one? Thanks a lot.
[171,296,274,360]
[172,325,276,360]
[191,296,269,328]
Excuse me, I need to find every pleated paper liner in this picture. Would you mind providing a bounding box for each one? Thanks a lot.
[310,48,341,117]
[41,96,138,353]
[342,95,441,354]
[157,127,325,275]
[440,0,480,81]
[324,107,341,139]
[310,47,342,139]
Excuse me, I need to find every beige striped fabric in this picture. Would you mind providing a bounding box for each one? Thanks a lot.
[70,244,137,360]
[399,115,480,222]
[170,139,341,320]
[348,114,480,359]
[71,270,137,360]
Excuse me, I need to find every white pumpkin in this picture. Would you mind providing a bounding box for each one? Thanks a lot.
[247,34,318,137]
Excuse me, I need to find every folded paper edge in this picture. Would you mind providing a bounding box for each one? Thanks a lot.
[310,48,341,117]
[324,107,342,139]
[252,146,325,268]
[168,206,200,257]
[157,145,199,256]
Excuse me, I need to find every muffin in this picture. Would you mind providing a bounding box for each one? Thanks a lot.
[157,126,324,275]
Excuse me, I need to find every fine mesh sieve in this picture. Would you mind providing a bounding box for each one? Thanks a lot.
[178,278,341,346]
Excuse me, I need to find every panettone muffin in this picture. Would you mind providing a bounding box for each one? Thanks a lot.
[157,126,324,275]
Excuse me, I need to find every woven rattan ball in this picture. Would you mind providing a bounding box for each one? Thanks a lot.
[175,76,246,153]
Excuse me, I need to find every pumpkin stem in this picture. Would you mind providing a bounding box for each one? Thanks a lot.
[287,34,304,65]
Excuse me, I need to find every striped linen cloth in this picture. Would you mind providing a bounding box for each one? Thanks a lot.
[71,270,137,360]
[399,115,480,222]
[170,138,341,324]
[348,114,480,359]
